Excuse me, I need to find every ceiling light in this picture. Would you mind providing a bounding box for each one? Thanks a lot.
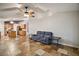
[10,21,14,24]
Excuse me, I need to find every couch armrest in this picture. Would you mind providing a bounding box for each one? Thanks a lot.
[53,36,61,40]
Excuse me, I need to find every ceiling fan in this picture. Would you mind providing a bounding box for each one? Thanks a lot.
[24,4,52,17]
[0,3,52,18]
[0,4,35,17]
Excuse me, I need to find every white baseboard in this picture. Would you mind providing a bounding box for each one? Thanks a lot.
[59,42,79,48]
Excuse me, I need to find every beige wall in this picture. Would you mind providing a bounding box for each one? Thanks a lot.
[29,11,79,48]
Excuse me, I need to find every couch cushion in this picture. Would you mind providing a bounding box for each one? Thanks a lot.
[44,32,53,38]
[37,31,45,34]
[37,31,45,36]
[44,32,53,35]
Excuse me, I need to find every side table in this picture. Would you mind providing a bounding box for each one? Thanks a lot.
[52,36,61,47]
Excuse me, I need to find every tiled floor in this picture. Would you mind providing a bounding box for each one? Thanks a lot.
[0,36,30,56]
[30,39,79,56]
[0,36,79,56]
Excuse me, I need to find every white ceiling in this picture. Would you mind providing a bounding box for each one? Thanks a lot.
[0,3,17,9]
[30,3,79,12]
[0,3,79,19]
[0,3,23,18]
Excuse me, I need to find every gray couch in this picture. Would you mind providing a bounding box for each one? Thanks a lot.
[31,31,53,44]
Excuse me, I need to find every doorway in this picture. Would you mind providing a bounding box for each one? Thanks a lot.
[4,20,27,39]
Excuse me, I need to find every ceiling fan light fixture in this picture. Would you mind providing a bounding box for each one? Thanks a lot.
[25,11,28,13]
[24,14,29,17]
